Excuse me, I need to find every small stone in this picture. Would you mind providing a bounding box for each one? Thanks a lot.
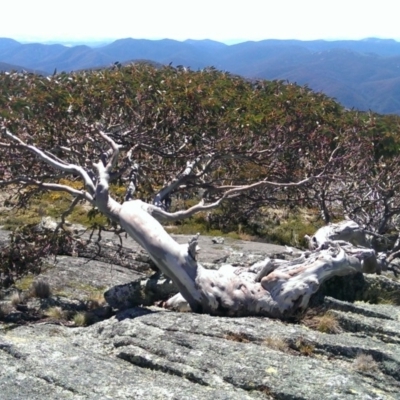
[212,237,224,244]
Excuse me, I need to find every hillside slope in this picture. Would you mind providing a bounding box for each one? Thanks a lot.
[1,37,400,114]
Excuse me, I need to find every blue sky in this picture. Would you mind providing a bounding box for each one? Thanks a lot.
[2,0,399,44]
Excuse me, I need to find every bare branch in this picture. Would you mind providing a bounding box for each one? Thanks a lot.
[153,156,206,209]
[149,175,316,222]
[0,178,93,202]
[187,233,200,261]
[125,162,140,202]
[3,129,96,195]
[97,129,122,173]
[54,195,85,233]
[92,130,123,222]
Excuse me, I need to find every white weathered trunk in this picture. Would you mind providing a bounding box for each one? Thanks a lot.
[118,199,206,311]
[304,220,381,274]
[102,191,375,317]
[115,194,375,318]
[305,219,369,250]
[165,244,373,317]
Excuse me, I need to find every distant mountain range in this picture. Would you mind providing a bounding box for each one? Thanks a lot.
[1,37,400,114]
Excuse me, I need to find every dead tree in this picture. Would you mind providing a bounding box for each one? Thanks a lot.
[1,125,376,318]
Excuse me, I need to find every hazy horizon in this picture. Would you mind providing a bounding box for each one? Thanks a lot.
[2,0,400,45]
[3,36,400,48]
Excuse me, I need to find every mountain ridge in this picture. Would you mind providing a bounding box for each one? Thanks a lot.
[1,37,400,114]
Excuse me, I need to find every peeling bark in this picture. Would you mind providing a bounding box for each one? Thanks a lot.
[304,220,382,274]
[165,243,373,317]
[305,220,369,250]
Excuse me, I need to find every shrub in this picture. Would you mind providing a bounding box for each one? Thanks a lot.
[0,225,83,289]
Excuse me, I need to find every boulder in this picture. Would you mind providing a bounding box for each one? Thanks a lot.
[1,299,400,399]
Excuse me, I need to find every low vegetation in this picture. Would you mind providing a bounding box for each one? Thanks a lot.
[294,338,315,357]
[224,332,252,343]
[0,303,12,319]
[30,279,51,299]
[10,291,23,306]
[73,311,94,327]
[301,310,341,334]
[263,336,290,352]
[86,291,106,310]
[0,282,108,325]
[353,353,379,373]
[45,306,67,320]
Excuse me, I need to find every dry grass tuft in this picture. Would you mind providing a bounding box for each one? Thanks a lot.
[295,338,315,356]
[45,306,67,320]
[30,279,51,299]
[86,291,106,310]
[10,291,23,306]
[236,232,257,242]
[263,336,289,352]
[305,311,341,334]
[225,332,251,343]
[0,303,13,319]
[73,311,94,327]
[353,353,379,373]
[376,291,400,306]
